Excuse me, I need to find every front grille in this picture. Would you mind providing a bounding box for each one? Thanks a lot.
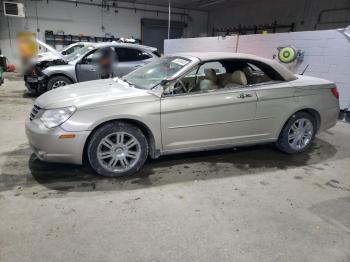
[29,105,41,121]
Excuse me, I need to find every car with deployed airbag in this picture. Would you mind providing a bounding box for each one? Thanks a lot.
[25,52,340,177]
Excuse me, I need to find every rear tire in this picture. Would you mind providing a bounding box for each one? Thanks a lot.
[87,122,148,177]
[276,112,316,154]
[47,76,72,91]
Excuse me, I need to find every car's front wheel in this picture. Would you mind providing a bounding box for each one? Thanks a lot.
[276,112,316,154]
[87,122,148,177]
[47,76,72,91]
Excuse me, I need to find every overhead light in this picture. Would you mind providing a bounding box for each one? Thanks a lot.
[199,0,225,8]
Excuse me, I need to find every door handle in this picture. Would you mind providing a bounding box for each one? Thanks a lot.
[238,93,253,99]
[89,69,97,72]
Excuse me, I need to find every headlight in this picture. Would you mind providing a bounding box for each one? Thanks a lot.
[40,106,76,128]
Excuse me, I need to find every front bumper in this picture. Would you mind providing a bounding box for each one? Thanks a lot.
[25,118,91,165]
[24,74,47,93]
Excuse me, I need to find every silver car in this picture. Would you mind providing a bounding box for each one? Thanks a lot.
[35,41,92,62]
[24,42,159,94]
[25,52,340,177]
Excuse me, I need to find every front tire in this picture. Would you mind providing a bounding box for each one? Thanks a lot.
[47,76,72,91]
[87,122,148,177]
[276,112,316,154]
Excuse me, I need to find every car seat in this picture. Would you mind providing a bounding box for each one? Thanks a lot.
[224,70,248,88]
[200,69,219,91]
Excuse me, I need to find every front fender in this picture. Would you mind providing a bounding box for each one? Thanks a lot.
[61,101,162,151]
[43,65,77,82]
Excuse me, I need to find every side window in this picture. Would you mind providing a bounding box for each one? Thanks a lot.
[116,48,151,62]
[194,61,226,92]
[138,50,152,60]
[167,61,228,95]
[245,61,284,85]
[197,62,226,75]
[64,45,83,55]
[81,49,101,64]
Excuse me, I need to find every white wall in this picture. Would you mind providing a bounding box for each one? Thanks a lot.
[238,29,350,110]
[162,28,350,110]
[0,0,208,66]
[209,0,350,33]
[165,35,237,54]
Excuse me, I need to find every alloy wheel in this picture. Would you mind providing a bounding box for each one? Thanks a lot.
[97,132,141,173]
[287,118,314,150]
[52,80,67,89]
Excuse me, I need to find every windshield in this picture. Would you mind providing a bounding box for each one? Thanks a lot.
[66,45,95,62]
[122,56,191,89]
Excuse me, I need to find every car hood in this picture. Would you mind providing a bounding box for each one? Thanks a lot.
[32,52,61,62]
[35,78,159,109]
[36,39,66,61]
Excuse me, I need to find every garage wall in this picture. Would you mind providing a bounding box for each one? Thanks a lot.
[0,0,208,66]
[238,30,350,110]
[164,35,237,54]
[209,0,350,33]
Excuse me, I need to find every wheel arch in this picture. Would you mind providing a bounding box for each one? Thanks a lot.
[82,118,159,165]
[278,108,321,138]
[47,73,75,84]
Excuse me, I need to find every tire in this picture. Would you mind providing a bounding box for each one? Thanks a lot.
[276,112,316,154]
[87,122,148,177]
[47,76,73,91]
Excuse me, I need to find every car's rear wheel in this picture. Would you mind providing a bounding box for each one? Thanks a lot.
[87,122,148,177]
[47,76,72,91]
[276,112,316,154]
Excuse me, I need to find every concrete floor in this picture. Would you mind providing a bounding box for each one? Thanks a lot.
[0,79,350,262]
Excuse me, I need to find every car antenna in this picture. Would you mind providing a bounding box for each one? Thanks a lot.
[300,64,309,75]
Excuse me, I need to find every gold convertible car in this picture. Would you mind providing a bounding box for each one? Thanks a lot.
[25,52,340,177]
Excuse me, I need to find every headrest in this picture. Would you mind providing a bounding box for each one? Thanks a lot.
[204,68,217,82]
[231,70,247,85]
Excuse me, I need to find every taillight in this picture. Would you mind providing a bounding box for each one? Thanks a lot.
[331,87,339,100]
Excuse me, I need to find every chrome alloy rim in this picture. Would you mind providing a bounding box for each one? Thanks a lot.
[97,132,141,173]
[288,118,313,150]
[52,80,67,89]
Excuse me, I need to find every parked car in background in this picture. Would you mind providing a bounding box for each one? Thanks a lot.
[24,42,160,93]
[25,52,339,177]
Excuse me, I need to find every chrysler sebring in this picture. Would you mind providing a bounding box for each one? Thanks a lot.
[25,52,340,177]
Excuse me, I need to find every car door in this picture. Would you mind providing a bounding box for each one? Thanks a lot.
[253,82,296,140]
[161,87,258,151]
[244,61,296,140]
[114,47,151,77]
[76,49,101,82]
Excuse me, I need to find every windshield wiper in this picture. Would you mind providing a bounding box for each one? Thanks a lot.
[121,78,135,87]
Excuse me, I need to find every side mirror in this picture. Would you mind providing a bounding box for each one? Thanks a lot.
[61,51,67,56]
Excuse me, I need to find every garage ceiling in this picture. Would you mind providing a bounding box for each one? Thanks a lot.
[53,0,279,12]
[104,0,259,11]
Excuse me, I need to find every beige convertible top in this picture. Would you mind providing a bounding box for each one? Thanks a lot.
[173,52,297,82]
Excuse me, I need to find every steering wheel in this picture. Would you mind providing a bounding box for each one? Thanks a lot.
[173,79,188,93]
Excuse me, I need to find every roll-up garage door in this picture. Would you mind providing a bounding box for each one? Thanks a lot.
[141,19,186,54]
